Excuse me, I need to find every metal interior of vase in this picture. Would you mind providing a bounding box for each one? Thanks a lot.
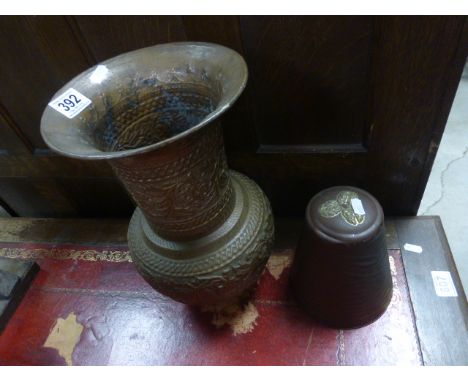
[40,43,248,160]
[92,81,220,152]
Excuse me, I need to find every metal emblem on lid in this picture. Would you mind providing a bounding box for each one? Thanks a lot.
[319,191,365,226]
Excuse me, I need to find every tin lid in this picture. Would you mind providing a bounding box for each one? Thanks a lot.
[306,186,384,244]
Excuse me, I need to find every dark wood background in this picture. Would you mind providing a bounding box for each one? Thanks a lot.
[0,16,467,217]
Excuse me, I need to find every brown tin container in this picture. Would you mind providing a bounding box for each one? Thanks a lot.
[290,186,393,329]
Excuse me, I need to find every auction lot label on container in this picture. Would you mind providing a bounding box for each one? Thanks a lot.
[431,271,458,297]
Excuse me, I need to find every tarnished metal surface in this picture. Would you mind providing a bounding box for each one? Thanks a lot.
[40,42,274,306]
[40,42,248,160]
[111,124,234,241]
[129,171,274,305]
[319,191,366,226]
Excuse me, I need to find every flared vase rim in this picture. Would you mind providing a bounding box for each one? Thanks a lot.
[40,41,248,160]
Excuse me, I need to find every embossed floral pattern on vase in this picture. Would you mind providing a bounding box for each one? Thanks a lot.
[40,42,275,306]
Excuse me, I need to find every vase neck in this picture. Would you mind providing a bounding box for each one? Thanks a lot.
[110,123,234,241]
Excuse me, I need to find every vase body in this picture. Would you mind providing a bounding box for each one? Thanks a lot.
[40,42,274,306]
[113,121,274,305]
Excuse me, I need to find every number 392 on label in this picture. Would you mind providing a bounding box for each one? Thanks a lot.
[48,88,92,119]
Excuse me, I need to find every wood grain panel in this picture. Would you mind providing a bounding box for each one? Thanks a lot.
[182,16,243,52]
[0,177,133,218]
[240,16,373,148]
[0,110,30,155]
[182,16,258,154]
[0,178,79,216]
[227,16,468,216]
[0,16,92,149]
[229,151,368,216]
[55,177,135,218]
[0,156,114,178]
[0,16,466,217]
[73,16,186,62]
[395,216,468,365]
[367,16,468,214]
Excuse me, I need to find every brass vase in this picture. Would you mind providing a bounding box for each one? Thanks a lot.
[40,42,274,306]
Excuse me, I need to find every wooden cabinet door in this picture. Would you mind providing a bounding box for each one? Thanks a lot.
[0,16,466,217]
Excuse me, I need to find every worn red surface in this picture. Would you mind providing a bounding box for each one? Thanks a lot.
[0,242,422,365]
